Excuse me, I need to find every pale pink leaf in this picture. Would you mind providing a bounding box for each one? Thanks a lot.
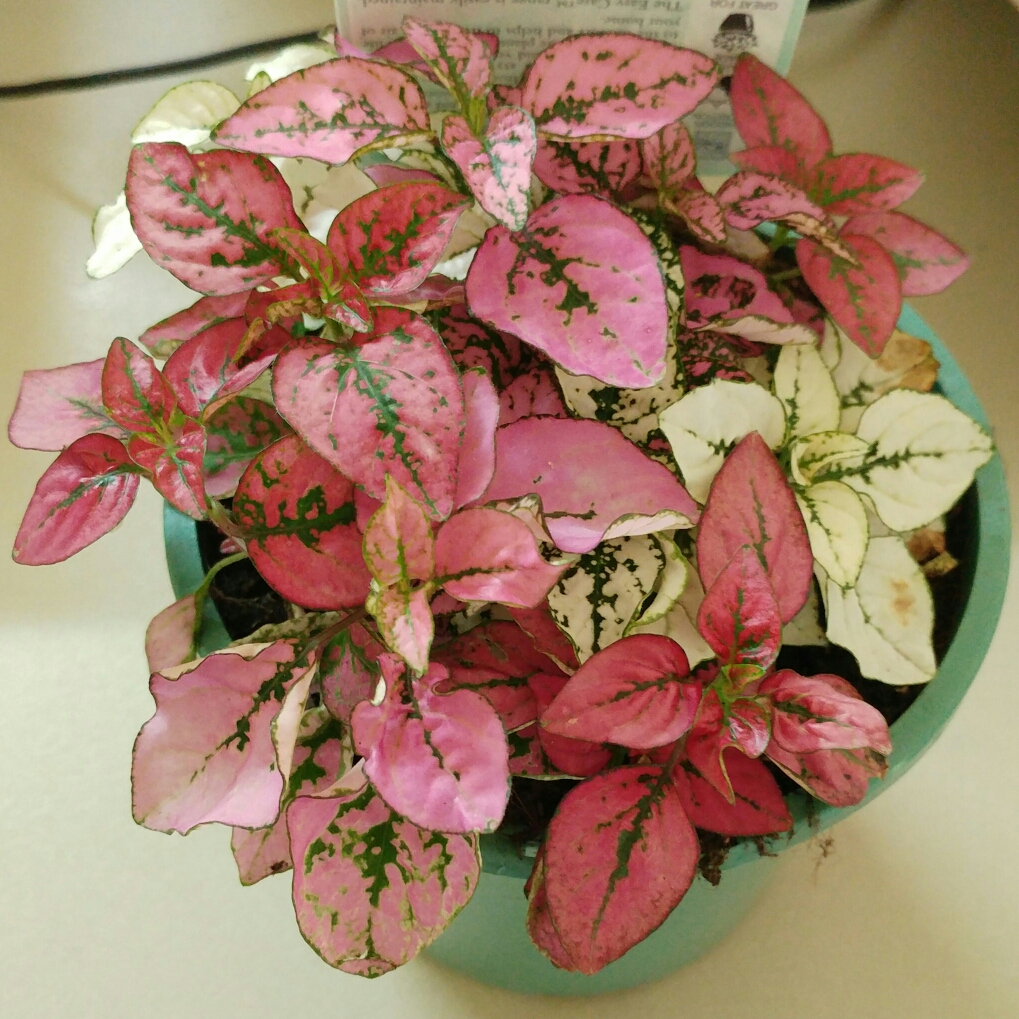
[352,657,510,832]
[233,434,370,609]
[131,642,313,833]
[128,423,208,519]
[843,210,969,296]
[101,337,176,432]
[810,153,924,216]
[145,595,197,673]
[541,634,698,750]
[320,623,384,722]
[521,35,717,139]
[543,765,699,974]
[765,743,886,807]
[13,435,140,565]
[126,144,302,295]
[374,30,498,84]
[212,58,430,163]
[715,170,836,237]
[466,194,669,388]
[289,785,480,973]
[272,309,465,519]
[231,820,293,885]
[363,162,438,186]
[454,369,499,509]
[697,433,812,624]
[139,292,250,358]
[372,586,434,674]
[533,137,642,197]
[729,54,832,166]
[482,417,699,554]
[8,359,126,451]
[398,274,465,308]
[796,234,902,357]
[403,18,493,100]
[362,474,435,588]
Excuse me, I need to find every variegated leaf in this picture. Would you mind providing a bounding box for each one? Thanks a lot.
[369,585,434,673]
[641,120,696,194]
[533,137,641,197]
[789,430,869,487]
[809,153,924,216]
[403,17,493,102]
[433,303,531,390]
[630,566,715,667]
[765,743,886,807]
[796,481,869,588]
[362,475,435,588]
[529,673,612,777]
[631,532,690,628]
[773,341,840,441]
[320,623,384,723]
[678,329,755,388]
[101,337,176,433]
[454,369,499,509]
[86,192,142,279]
[139,292,250,358]
[131,81,240,146]
[212,58,431,163]
[145,595,197,673]
[203,397,290,499]
[128,423,208,519]
[498,367,567,425]
[666,187,727,246]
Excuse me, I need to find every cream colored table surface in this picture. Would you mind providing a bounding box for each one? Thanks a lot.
[2,1,1018,1015]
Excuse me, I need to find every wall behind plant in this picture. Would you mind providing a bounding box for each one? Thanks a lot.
[0,0,334,86]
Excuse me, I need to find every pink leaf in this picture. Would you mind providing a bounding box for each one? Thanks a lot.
[543,765,699,974]
[673,752,791,836]
[696,432,813,624]
[668,188,727,246]
[506,723,555,777]
[533,137,642,197]
[352,657,510,832]
[442,106,536,231]
[541,634,698,750]
[233,435,370,609]
[715,170,838,241]
[203,397,290,499]
[362,474,435,588]
[403,18,494,100]
[729,54,832,166]
[363,163,439,187]
[498,368,568,425]
[641,121,697,193]
[796,234,902,357]
[131,641,313,833]
[759,670,892,754]
[679,329,756,386]
[320,623,384,723]
[530,674,611,777]
[13,434,140,565]
[139,292,251,358]
[680,246,795,329]
[327,182,471,297]
[101,337,176,433]
[126,144,302,295]
[334,33,370,59]
[483,417,699,554]
[696,546,782,670]
[526,849,580,970]
[9,359,126,451]
[398,274,465,308]
[162,318,253,419]
[729,144,810,186]
[371,586,434,673]
[843,210,969,296]
[810,153,924,215]
[521,35,717,139]
[212,58,430,163]
[272,309,465,519]
[144,595,197,673]
[765,743,886,807]
[128,423,208,519]
[434,303,531,389]
[508,604,580,672]
[288,785,480,973]
[454,369,499,509]
[231,819,293,885]
[466,194,669,388]
[374,30,498,85]
[435,508,565,607]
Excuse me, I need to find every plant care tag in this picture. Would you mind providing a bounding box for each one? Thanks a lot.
[334,0,809,175]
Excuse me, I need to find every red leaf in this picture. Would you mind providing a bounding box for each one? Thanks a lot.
[128,423,208,519]
[715,170,838,241]
[507,603,580,672]
[543,766,699,974]
[530,674,611,777]
[696,546,782,670]
[533,137,642,197]
[696,432,813,624]
[843,210,969,296]
[680,246,795,329]
[730,54,832,166]
[139,292,251,358]
[13,434,139,565]
[810,153,924,216]
[234,435,370,609]
[101,337,176,433]
[541,634,697,750]
[526,849,580,970]
[765,743,886,807]
[729,144,810,187]
[126,144,302,295]
[796,234,902,357]
[203,397,291,499]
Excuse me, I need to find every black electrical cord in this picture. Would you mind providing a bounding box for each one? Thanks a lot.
[0,29,325,100]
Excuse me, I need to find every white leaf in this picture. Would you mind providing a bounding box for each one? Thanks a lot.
[631,562,714,665]
[714,315,816,346]
[86,192,143,279]
[774,342,840,441]
[825,535,935,685]
[781,583,827,647]
[630,533,689,628]
[131,81,240,147]
[789,430,870,487]
[245,43,337,83]
[818,318,841,370]
[659,379,786,502]
[843,390,993,532]
[796,481,869,588]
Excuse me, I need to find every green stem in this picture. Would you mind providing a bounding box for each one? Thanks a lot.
[189,552,248,659]
[770,267,802,282]
[768,224,791,253]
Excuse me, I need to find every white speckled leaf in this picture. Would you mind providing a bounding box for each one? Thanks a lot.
[825,535,935,685]
[631,533,689,628]
[774,342,840,441]
[789,431,870,487]
[796,481,869,588]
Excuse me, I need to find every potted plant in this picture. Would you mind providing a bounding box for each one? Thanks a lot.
[9,19,1008,994]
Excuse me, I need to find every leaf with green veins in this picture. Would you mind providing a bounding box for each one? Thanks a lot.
[352,655,510,832]
[403,18,494,106]
[765,742,886,807]
[442,106,536,231]
[521,34,717,140]
[327,182,472,298]
[212,58,431,164]
[729,144,811,186]
[824,535,935,685]
[131,80,240,147]
[139,291,251,358]
[833,390,993,532]
[369,585,434,673]
[320,624,384,723]
[126,143,304,295]
[629,208,685,323]
[796,234,901,357]
[131,640,315,834]
[789,430,869,487]
[362,474,435,589]
[101,337,176,433]
[288,781,480,974]
[659,378,786,503]
[533,136,642,197]
[432,303,532,391]
[641,120,697,195]
[773,341,840,441]
[796,481,869,588]
[525,848,581,969]
[466,194,669,388]
[808,153,924,216]
[543,765,698,974]
[678,328,757,389]
[202,397,290,499]
[128,422,208,519]
[233,434,370,609]
[547,535,665,663]
[630,532,690,628]
[498,367,568,425]
[272,308,465,519]
[665,187,727,246]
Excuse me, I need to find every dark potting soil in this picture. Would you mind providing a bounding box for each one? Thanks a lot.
[195,483,979,867]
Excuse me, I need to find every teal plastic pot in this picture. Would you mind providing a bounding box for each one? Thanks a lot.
[164,306,1010,997]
